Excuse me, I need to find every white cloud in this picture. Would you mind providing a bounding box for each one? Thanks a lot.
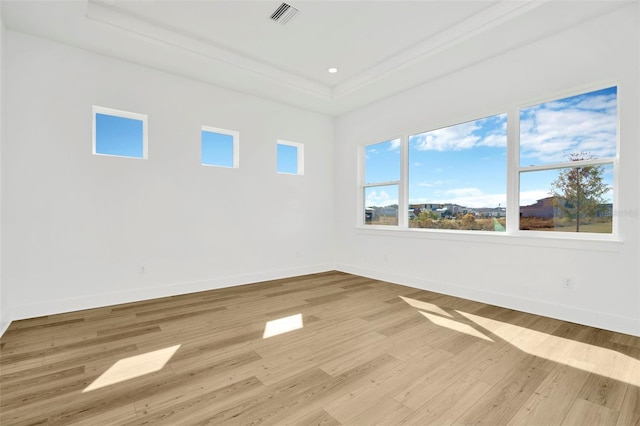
[573,94,617,112]
[388,139,401,151]
[520,92,617,164]
[410,187,506,208]
[477,132,507,148]
[412,121,481,151]
[365,189,397,207]
[411,116,506,152]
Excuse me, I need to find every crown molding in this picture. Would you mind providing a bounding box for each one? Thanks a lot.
[86,1,550,103]
[85,0,332,100]
[332,0,549,99]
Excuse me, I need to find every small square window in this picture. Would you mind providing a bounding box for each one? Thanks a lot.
[277,140,304,175]
[201,126,239,168]
[93,106,147,159]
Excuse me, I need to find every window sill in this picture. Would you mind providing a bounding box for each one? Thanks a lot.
[355,226,623,252]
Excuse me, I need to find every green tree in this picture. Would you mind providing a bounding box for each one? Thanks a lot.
[550,152,611,232]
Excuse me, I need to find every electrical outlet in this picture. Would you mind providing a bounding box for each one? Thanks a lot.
[138,266,147,274]
[562,277,573,288]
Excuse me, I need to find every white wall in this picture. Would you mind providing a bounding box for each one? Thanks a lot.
[335,4,640,336]
[2,31,334,321]
[0,6,7,335]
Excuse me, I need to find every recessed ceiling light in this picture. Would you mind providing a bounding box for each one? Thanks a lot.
[328,67,338,74]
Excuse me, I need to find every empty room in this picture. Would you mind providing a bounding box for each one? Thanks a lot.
[0,1,639,425]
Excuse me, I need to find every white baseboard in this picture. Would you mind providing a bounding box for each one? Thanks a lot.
[8,264,334,322]
[336,263,640,337]
[6,263,638,338]
[0,320,11,338]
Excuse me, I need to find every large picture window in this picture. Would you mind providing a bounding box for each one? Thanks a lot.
[408,114,507,232]
[359,85,618,238]
[519,86,617,234]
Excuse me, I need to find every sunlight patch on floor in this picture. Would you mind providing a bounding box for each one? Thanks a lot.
[458,311,639,386]
[398,294,638,386]
[400,296,454,318]
[263,313,303,339]
[420,311,494,342]
[83,345,181,392]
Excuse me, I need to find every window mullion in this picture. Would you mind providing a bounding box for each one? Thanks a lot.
[519,158,615,173]
[363,181,401,188]
[399,135,408,228]
[507,107,520,234]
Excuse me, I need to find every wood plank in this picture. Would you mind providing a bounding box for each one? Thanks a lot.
[616,359,640,426]
[132,376,266,425]
[343,396,413,425]
[324,350,450,422]
[507,358,592,425]
[401,374,492,425]
[280,407,341,426]
[561,398,620,426]
[454,355,553,425]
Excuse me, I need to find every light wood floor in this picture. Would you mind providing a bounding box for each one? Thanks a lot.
[1,271,639,425]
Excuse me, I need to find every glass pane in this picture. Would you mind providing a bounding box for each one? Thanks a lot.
[520,86,617,167]
[364,185,398,226]
[202,130,234,167]
[365,139,400,184]
[277,143,298,174]
[408,114,507,232]
[520,164,613,233]
[95,113,144,158]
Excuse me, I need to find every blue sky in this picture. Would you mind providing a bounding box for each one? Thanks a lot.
[202,130,234,167]
[277,143,299,174]
[365,86,617,209]
[519,86,616,205]
[95,113,144,158]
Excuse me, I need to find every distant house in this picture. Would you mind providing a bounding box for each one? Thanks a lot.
[474,207,506,218]
[598,203,613,217]
[520,197,558,218]
[379,205,398,216]
[520,197,612,218]
[409,203,468,217]
[365,208,375,222]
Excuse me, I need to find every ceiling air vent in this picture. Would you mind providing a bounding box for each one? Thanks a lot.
[270,3,299,25]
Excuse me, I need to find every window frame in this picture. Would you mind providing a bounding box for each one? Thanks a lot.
[514,85,619,238]
[406,113,508,233]
[357,83,620,241]
[201,125,239,169]
[361,137,404,227]
[276,140,304,175]
[92,106,148,159]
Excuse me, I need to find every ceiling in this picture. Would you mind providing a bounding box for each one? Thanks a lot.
[1,1,631,116]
